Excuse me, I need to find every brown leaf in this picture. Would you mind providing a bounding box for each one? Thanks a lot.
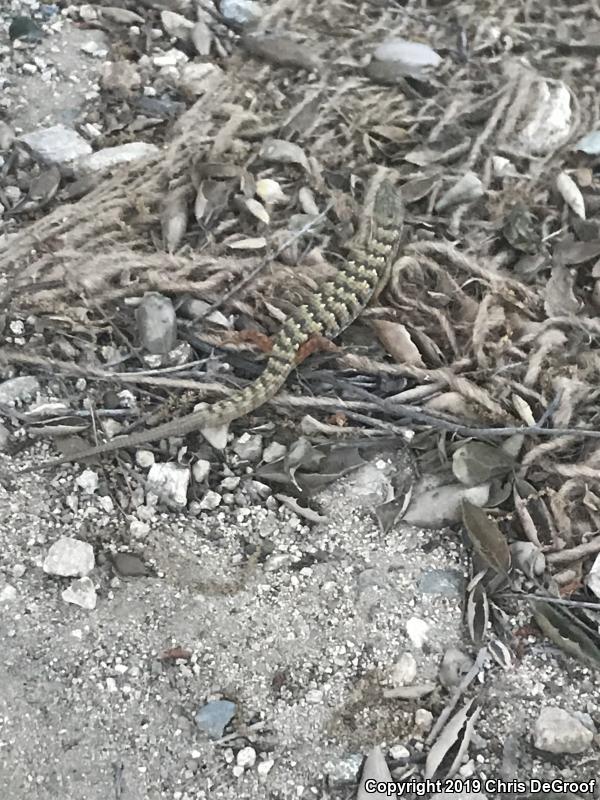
[425,699,478,779]
[161,187,190,253]
[259,138,310,172]
[554,238,600,266]
[544,264,580,317]
[373,320,424,366]
[400,174,438,203]
[532,601,600,668]
[462,500,512,575]
[452,442,514,486]
[467,581,489,644]
[241,33,322,71]
[503,202,540,254]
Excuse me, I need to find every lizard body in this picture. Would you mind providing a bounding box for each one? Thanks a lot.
[22,180,403,472]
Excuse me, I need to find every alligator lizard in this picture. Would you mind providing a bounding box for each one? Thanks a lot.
[22,178,403,472]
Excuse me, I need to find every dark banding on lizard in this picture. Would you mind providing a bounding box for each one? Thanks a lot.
[21,179,404,472]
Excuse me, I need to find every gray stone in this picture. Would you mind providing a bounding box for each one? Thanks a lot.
[147,463,190,509]
[72,142,159,177]
[43,537,95,577]
[195,700,236,738]
[62,577,97,610]
[534,706,594,754]
[0,376,39,405]
[135,292,177,355]
[418,568,464,596]
[19,125,92,166]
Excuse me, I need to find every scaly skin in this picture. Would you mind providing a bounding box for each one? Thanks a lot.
[22,180,404,471]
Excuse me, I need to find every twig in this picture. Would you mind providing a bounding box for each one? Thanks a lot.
[545,537,600,564]
[510,594,600,611]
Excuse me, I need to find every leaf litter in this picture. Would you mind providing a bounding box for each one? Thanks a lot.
[1,0,600,789]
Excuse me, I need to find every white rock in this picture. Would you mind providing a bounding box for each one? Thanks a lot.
[0,585,17,603]
[71,142,159,177]
[533,706,593,754]
[519,80,571,156]
[232,433,263,462]
[79,4,99,21]
[306,689,323,704]
[147,462,190,508]
[62,577,97,609]
[130,518,150,537]
[388,744,410,760]
[373,38,441,79]
[152,48,188,68]
[75,468,99,494]
[236,746,256,769]
[136,450,155,469]
[414,708,433,734]
[199,490,221,510]
[220,0,263,25]
[257,758,274,776]
[179,62,221,96]
[391,652,417,686]
[161,10,194,38]
[192,459,210,483]
[0,375,39,404]
[406,617,429,649]
[43,537,95,577]
[19,125,92,166]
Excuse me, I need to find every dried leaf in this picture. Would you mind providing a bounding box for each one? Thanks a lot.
[467,582,489,644]
[298,186,319,215]
[373,320,424,366]
[255,178,288,205]
[227,236,267,250]
[259,138,310,172]
[161,187,189,253]
[373,38,442,80]
[553,238,600,266]
[371,124,408,143]
[100,6,144,24]
[503,202,541,254]
[403,482,490,529]
[383,683,436,699]
[401,174,438,203]
[544,264,579,317]
[532,600,600,668]
[358,746,395,800]
[452,442,514,486]
[194,183,208,221]
[436,172,484,212]
[425,699,476,779]
[244,197,270,225]
[512,393,536,426]
[511,541,546,578]
[556,171,585,219]
[487,639,513,669]
[191,20,211,55]
[242,33,321,71]
[445,705,481,779]
[462,500,512,575]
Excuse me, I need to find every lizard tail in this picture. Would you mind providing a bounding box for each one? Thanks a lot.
[24,328,303,470]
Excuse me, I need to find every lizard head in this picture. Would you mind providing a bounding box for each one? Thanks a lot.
[373,179,403,229]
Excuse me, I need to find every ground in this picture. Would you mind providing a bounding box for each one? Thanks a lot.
[1,1,599,799]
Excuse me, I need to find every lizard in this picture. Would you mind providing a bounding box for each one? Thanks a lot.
[20,178,404,473]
